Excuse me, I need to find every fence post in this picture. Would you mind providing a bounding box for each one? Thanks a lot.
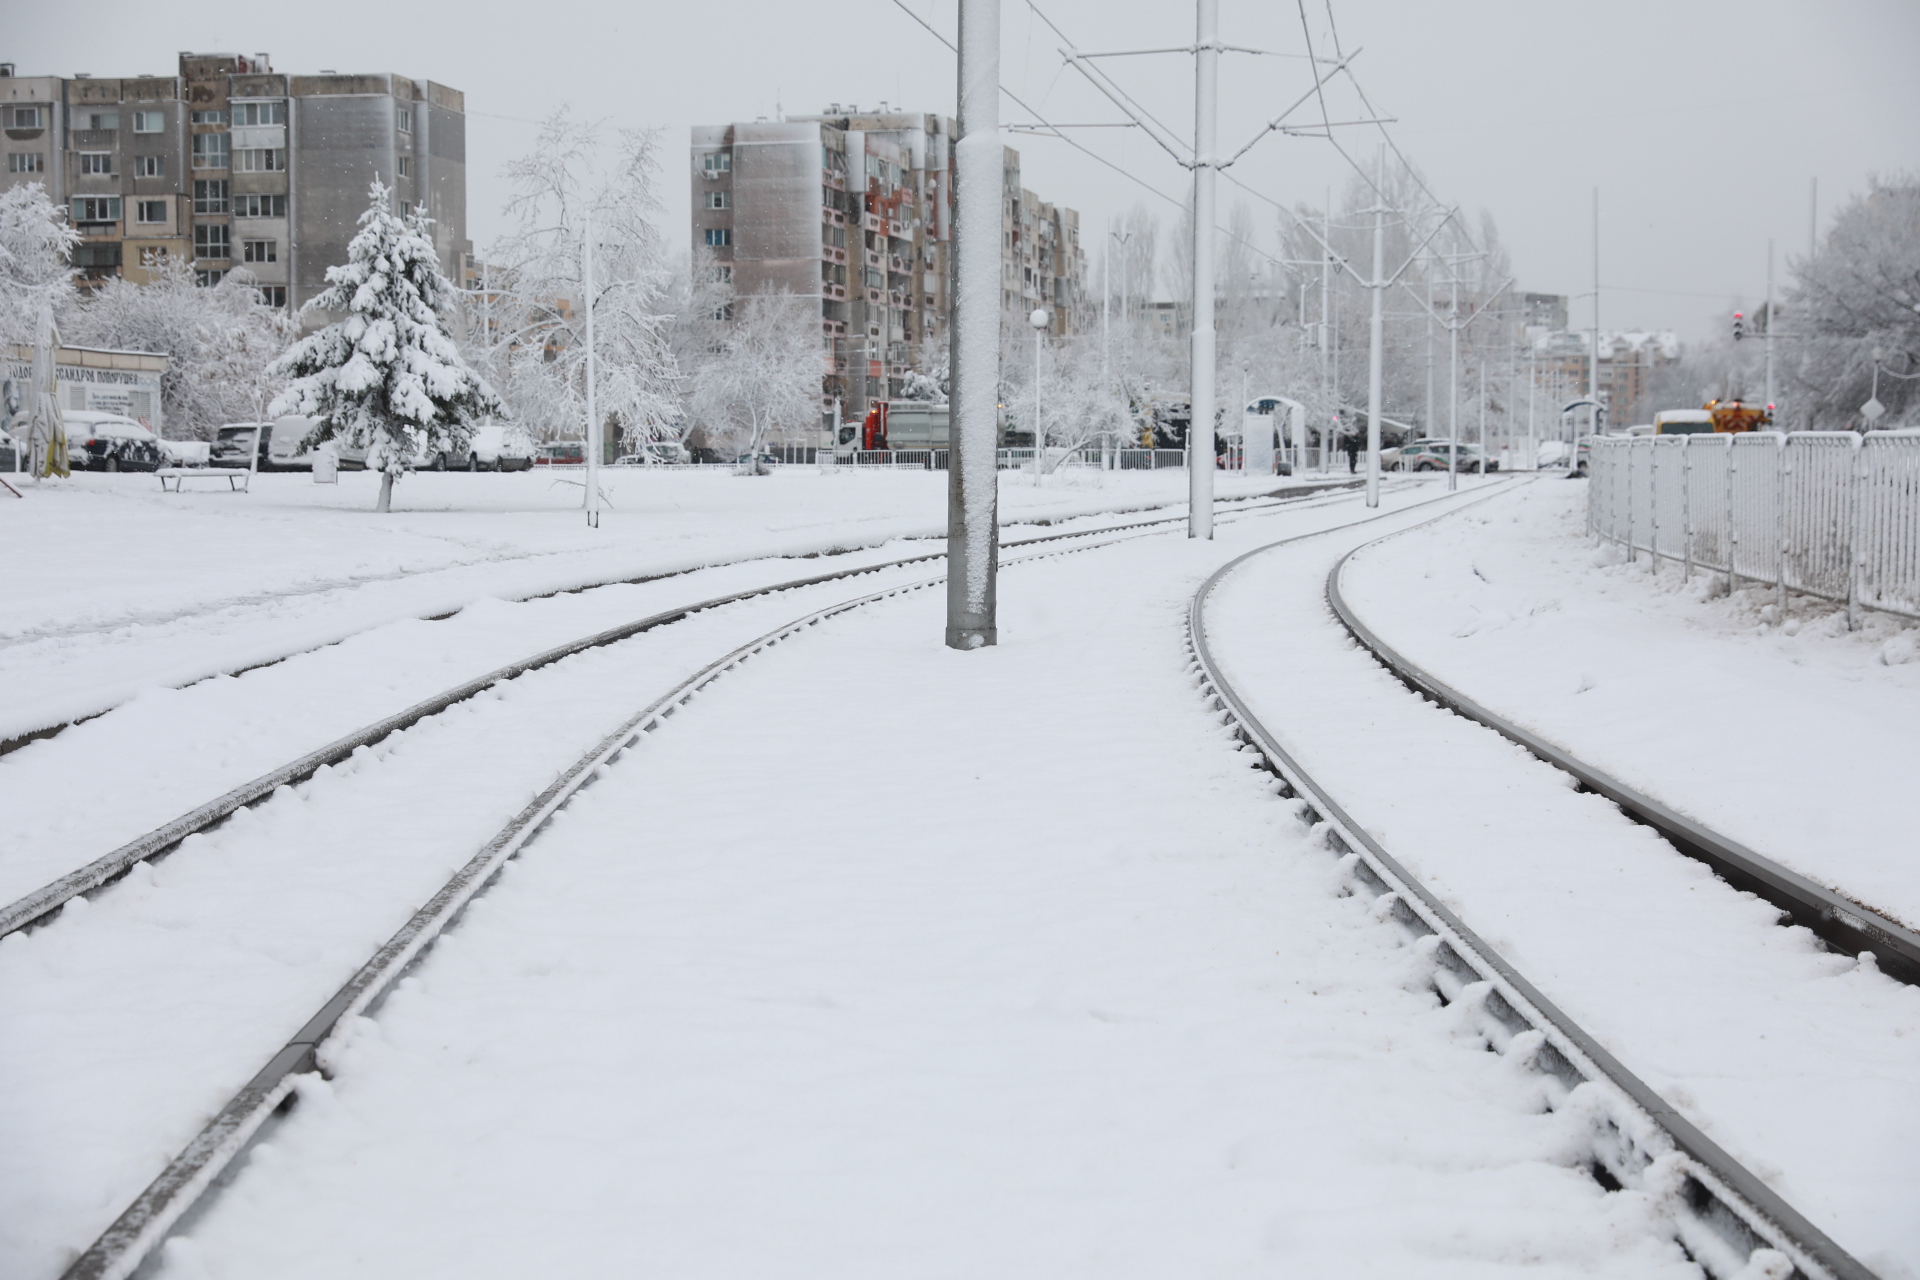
[1776,435,1789,613]
[1848,434,1863,630]
[1727,437,1740,592]
[1682,435,1693,582]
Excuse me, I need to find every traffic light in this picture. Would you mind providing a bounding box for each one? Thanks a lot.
[1733,311,1745,341]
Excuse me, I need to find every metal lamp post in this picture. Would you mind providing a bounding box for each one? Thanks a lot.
[1030,306,1050,479]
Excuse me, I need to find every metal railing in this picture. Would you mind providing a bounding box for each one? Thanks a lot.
[1588,430,1920,625]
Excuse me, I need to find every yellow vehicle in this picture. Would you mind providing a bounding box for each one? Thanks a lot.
[1704,400,1772,433]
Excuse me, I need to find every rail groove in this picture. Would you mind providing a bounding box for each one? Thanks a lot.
[56,481,1399,1280]
[1327,509,1920,988]
[1191,530,1871,1280]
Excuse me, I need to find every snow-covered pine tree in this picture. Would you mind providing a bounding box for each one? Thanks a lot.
[270,181,498,511]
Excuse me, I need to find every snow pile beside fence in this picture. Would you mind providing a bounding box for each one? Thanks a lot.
[1587,431,1920,624]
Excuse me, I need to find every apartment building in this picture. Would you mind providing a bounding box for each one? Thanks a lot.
[690,106,1086,420]
[0,54,468,316]
[1531,329,1681,426]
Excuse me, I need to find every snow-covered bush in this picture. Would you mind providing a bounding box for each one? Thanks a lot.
[270,181,498,511]
[70,257,290,439]
[0,183,78,347]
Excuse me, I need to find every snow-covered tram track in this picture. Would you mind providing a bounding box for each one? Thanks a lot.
[31,484,1421,1280]
[0,480,1363,762]
[1190,530,1874,1280]
[0,482,1380,947]
[1325,527,1920,989]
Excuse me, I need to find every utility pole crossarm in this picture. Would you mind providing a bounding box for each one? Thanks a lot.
[1382,211,1458,288]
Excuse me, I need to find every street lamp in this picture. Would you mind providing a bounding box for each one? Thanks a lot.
[1030,307,1050,479]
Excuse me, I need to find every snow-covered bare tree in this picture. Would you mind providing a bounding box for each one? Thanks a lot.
[70,257,291,438]
[0,183,78,347]
[1787,174,1920,428]
[690,288,819,469]
[661,247,734,448]
[485,110,679,454]
[270,181,498,511]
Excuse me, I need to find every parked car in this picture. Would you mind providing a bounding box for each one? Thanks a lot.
[66,411,166,472]
[534,441,585,466]
[465,423,535,471]
[1387,438,1497,473]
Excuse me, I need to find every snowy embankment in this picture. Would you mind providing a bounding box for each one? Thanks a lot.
[1338,478,1920,933]
[113,478,1702,1280]
[6,481,1690,1280]
[1207,482,1920,1276]
[2,467,1313,746]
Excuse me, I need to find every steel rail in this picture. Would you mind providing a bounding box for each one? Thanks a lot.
[1190,523,1872,1280]
[1328,510,1920,988]
[57,481,1400,1280]
[1,481,1370,945]
[0,480,1359,761]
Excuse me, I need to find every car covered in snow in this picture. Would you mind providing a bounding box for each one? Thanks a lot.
[466,423,535,471]
[534,441,586,467]
[66,411,167,472]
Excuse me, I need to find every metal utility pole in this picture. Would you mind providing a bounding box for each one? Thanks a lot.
[945,0,1000,649]
[1449,270,1460,491]
[1319,197,1331,472]
[1187,0,1219,538]
[1424,258,1435,438]
[1764,239,1775,412]
[1364,147,1385,507]
[583,204,600,529]
[1030,306,1050,478]
[1590,187,1602,442]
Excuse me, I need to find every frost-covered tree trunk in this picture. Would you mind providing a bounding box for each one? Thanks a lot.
[269,181,498,512]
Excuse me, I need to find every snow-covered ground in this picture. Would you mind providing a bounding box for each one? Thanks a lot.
[1206,480,1920,1276]
[1337,478,1920,933]
[107,476,1710,1280]
[1,466,1315,745]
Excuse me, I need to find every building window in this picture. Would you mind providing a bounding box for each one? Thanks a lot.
[83,111,120,131]
[705,190,729,210]
[196,269,225,286]
[192,133,229,169]
[190,109,226,125]
[712,303,733,322]
[136,200,167,224]
[194,180,230,214]
[132,110,165,133]
[242,239,277,263]
[9,106,42,129]
[397,156,411,177]
[234,193,286,218]
[704,227,731,247]
[71,196,121,224]
[702,150,731,176]
[258,285,287,307]
[709,265,732,283]
[80,152,112,175]
[230,101,285,126]
[73,242,123,268]
[135,155,164,178]
[234,147,286,172]
[396,107,412,133]
[194,224,230,259]
[399,201,412,217]
[7,153,44,173]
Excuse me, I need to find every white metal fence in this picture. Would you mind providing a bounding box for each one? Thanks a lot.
[1587,430,1920,624]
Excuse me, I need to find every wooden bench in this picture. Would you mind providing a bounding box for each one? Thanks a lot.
[157,468,250,493]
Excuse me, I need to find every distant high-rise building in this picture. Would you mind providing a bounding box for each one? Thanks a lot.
[690,106,1085,421]
[0,54,469,318]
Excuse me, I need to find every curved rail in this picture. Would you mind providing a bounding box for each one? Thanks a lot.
[53,483,1420,1280]
[2,482,1372,944]
[1327,514,1920,988]
[0,480,1359,761]
[1191,535,1871,1280]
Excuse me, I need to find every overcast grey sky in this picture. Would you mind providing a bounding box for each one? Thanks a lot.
[11,0,1918,341]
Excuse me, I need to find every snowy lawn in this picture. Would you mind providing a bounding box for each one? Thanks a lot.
[1338,477,1920,933]
[133,483,1697,1280]
[0,466,1315,744]
[1208,480,1920,1275]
